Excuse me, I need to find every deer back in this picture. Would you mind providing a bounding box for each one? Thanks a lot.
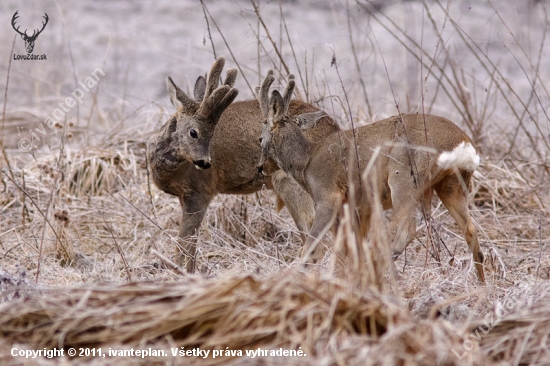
[305,114,476,203]
[207,98,337,195]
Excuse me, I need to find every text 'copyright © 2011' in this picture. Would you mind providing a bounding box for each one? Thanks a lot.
[11,347,307,359]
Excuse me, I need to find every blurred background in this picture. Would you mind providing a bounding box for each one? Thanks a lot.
[1,0,548,154]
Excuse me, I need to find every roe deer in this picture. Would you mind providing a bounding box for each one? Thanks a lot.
[257,72,485,283]
[147,57,339,272]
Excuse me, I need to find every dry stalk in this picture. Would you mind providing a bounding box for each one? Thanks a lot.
[201,1,254,95]
[1,36,17,183]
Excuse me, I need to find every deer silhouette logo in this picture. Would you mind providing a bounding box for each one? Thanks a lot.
[11,11,49,54]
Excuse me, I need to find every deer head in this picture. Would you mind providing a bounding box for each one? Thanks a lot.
[257,71,324,175]
[166,56,238,170]
[12,11,49,54]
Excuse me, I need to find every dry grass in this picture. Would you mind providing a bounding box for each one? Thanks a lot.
[1,0,550,364]
[473,292,550,364]
[0,252,490,366]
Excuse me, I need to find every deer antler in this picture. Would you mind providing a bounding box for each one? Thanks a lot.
[195,57,239,122]
[11,11,26,37]
[31,13,49,39]
[166,56,239,122]
[258,70,295,118]
[282,74,295,116]
[257,70,275,118]
[11,11,49,40]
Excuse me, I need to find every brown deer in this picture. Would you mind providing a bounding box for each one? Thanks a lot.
[147,57,339,272]
[257,72,485,283]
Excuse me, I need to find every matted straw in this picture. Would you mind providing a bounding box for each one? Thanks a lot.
[0,271,404,364]
[0,268,491,365]
[473,293,550,365]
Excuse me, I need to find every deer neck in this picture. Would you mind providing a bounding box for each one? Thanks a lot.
[273,123,312,186]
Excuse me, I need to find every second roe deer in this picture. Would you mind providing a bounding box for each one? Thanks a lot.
[147,57,339,272]
[257,71,485,283]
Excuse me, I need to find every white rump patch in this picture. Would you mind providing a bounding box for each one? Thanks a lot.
[437,142,480,171]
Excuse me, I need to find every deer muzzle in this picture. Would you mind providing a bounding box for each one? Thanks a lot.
[257,165,265,176]
[193,159,211,170]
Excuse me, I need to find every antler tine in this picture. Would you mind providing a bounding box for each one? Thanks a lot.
[258,70,275,118]
[195,63,237,105]
[11,11,26,36]
[203,56,226,102]
[196,56,240,121]
[38,13,49,34]
[282,74,295,116]
[224,68,238,88]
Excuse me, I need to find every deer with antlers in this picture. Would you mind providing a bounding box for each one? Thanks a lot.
[257,71,485,283]
[147,57,339,272]
[11,11,49,54]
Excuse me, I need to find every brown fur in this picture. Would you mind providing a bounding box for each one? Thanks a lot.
[147,60,339,272]
[259,76,485,283]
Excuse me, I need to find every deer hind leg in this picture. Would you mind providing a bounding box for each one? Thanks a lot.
[176,193,213,273]
[434,172,485,283]
[389,173,421,258]
[271,170,315,243]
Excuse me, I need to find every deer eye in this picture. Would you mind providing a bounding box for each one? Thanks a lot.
[189,129,198,139]
[259,137,263,143]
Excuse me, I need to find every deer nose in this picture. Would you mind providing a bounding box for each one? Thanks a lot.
[257,165,265,176]
[193,159,211,170]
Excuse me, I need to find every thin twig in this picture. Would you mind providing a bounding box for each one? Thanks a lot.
[200,0,217,59]
[202,1,254,95]
[328,45,361,191]
[346,0,372,117]
[116,192,194,258]
[1,35,16,178]
[535,211,543,282]
[67,41,80,126]
[432,0,550,173]
[35,175,56,283]
[280,4,306,101]
[151,249,189,277]
[257,1,261,85]
[250,0,290,75]
[98,208,133,282]
[144,152,158,221]
[1,171,71,267]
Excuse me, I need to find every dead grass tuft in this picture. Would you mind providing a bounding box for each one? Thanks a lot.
[475,291,550,364]
[0,269,494,365]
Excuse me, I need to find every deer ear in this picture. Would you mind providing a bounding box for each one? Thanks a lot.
[293,111,326,130]
[268,90,285,125]
[166,77,199,114]
[166,77,183,110]
[194,76,206,102]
